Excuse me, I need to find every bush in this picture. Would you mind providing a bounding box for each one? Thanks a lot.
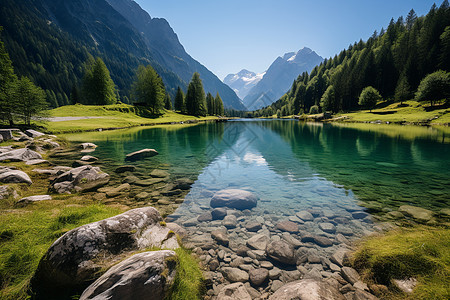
[415,70,450,106]
[359,86,382,112]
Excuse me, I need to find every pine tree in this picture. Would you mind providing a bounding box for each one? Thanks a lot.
[164,93,172,110]
[81,57,117,105]
[132,65,165,114]
[174,86,185,113]
[406,9,418,30]
[0,27,17,125]
[215,93,224,116]
[394,75,411,104]
[206,92,215,115]
[185,72,207,116]
[320,85,335,112]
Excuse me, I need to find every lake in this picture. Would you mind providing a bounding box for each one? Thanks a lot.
[63,120,450,257]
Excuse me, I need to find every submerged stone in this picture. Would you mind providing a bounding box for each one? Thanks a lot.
[210,189,258,210]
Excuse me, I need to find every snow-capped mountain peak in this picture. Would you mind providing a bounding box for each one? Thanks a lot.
[223,69,265,100]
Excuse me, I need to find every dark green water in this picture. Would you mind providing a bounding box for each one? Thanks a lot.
[64,120,450,215]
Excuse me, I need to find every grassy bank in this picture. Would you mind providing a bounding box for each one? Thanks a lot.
[352,226,450,299]
[39,104,221,133]
[335,100,450,125]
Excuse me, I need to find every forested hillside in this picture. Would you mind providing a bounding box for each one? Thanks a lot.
[254,2,450,117]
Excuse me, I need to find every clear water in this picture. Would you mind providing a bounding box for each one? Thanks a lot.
[64,119,450,216]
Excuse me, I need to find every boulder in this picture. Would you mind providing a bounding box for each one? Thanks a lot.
[198,212,213,222]
[221,267,249,283]
[341,267,360,285]
[392,278,417,294]
[114,165,136,173]
[210,189,258,210]
[247,234,270,251]
[0,185,18,200]
[330,248,350,267]
[80,155,98,162]
[0,167,32,185]
[25,159,49,166]
[31,207,179,299]
[296,211,314,221]
[266,241,296,265]
[150,169,169,178]
[223,215,238,228]
[0,129,14,141]
[125,149,158,161]
[211,230,229,246]
[217,282,252,300]
[249,268,269,287]
[276,221,299,233]
[0,148,42,162]
[17,195,51,205]
[25,129,45,138]
[245,221,262,232]
[49,165,110,194]
[398,205,433,222]
[79,250,177,300]
[268,279,346,300]
[211,208,227,220]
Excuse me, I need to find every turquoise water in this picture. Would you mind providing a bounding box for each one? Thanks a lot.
[64,120,450,215]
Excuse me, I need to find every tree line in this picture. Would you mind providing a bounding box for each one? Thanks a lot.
[252,1,450,117]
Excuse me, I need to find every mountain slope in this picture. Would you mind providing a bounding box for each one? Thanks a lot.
[223,69,265,100]
[243,47,323,110]
[0,0,245,110]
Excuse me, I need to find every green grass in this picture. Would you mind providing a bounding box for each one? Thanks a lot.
[167,248,205,300]
[338,100,450,124]
[352,226,450,300]
[0,203,122,300]
[39,104,219,133]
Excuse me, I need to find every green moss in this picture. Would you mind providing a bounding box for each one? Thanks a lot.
[352,226,450,299]
[166,248,204,300]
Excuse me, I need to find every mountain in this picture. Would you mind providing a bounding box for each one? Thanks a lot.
[0,0,245,110]
[223,69,265,100]
[243,47,323,110]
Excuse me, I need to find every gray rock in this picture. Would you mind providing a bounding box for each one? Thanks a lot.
[245,221,262,232]
[352,211,369,219]
[80,155,98,162]
[31,207,178,298]
[392,278,417,294]
[166,222,187,238]
[353,280,369,292]
[0,148,42,162]
[296,211,314,221]
[276,221,299,233]
[269,279,346,300]
[210,189,258,210]
[353,289,379,300]
[221,267,249,282]
[341,267,360,285]
[247,234,270,251]
[398,205,433,222]
[114,165,136,173]
[25,159,49,165]
[17,195,51,205]
[249,268,269,287]
[223,215,238,228]
[266,241,296,265]
[125,149,158,161]
[319,222,336,233]
[80,143,97,150]
[80,250,177,300]
[198,212,213,222]
[0,185,18,200]
[211,230,229,246]
[0,129,14,141]
[211,208,227,220]
[281,232,302,248]
[269,268,281,280]
[331,248,350,267]
[25,129,45,138]
[150,169,169,178]
[0,167,32,185]
[271,280,284,292]
[50,165,110,194]
[312,235,333,247]
[217,282,252,300]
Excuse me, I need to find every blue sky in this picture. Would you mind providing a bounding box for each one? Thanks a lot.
[135,0,439,80]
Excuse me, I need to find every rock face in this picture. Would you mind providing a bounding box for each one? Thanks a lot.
[0,148,42,162]
[210,189,258,210]
[80,250,177,300]
[269,279,346,300]
[49,165,110,194]
[0,167,32,184]
[266,241,296,265]
[398,205,433,222]
[125,149,158,161]
[31,207,179,299]
[217,282,252,300]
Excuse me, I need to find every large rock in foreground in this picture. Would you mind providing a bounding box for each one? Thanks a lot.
[268,279,346,300]
[31,207,179,299]
[80,250,177,300]
[210,189,258,210]
[125,149,158,161]
[49,165,110,194]
[0,148,42,162]
[0,166,32,185]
